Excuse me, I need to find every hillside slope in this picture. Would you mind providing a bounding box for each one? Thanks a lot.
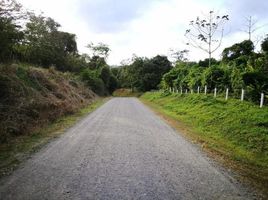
[141,91,268,197]
[0,64,97,143]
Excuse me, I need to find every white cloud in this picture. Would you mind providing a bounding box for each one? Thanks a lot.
[17,0,268,65]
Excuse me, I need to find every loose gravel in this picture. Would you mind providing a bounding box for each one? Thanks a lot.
[0,98,255,200]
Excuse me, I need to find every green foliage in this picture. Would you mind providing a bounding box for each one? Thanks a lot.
[201,65,230,91]
[80,65,118,96]
[1,0,268,100]
[81,69,105,95]
[108,75,118,93]
[116,55,172,92]
[186,67,203,89]
[161,38,268,103]
[168,63,189,88]
[87,42,110,59]
[0,0,24,62]
[0,2,120,95]
[198,58,218,68]
[261,35,268,53]
[100,66,111,88]
[243,72,268,102]
[230,67,244,96]
[20,14,78,69]
[222,40,254,63]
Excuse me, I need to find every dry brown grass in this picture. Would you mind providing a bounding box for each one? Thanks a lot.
[0,64,97,143]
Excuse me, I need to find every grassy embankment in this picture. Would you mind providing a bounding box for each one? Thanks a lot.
[0,64,106,177]
[141,91,268,196]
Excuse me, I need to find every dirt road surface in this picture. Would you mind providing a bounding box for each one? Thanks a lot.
[0,98,254,199]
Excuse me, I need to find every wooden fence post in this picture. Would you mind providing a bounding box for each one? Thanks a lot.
[241,89,245,101]
[225,88,229,100]
[260,93,264,108]
[205,85,207,95]
[214,88,217,98]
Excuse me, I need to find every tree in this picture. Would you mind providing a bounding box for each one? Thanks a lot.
[222,40,254,64]
[0,0,24,61]
[169,49,189,64]
[261,35,268,53]
[201,65,230,91]
[128,55,172,91]
[21,14,78,69]
[185,11,229,67]
[22,14,60,66]
[100,66,111,88]
[243,72,268,102]
[198,58,218,67]
[163,63,189,88]
[87,42,110,59]
[241,16,267,45]
[142,56,171,91]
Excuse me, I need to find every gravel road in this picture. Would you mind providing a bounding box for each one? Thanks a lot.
[0,98,254,200]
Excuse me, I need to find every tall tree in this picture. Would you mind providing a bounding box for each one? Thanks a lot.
[241,16,267,43]
[0,0,24,61]
[22,14,77,69]
[222,40,254,64]
[169,48,189,65]
[185,11,229,67]
[87,42,110,59]
[119,55,172,92]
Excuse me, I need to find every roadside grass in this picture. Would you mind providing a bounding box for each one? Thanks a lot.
[141,91,268,197]
[0,98,107,178]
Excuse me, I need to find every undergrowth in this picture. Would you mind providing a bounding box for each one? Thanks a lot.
[0,98,105,177]
[0,63,97,143]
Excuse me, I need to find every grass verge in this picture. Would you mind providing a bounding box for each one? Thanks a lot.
[0,98,107,178]
[141,91,268,198]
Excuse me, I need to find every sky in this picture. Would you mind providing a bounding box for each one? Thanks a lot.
[19,0,268,65]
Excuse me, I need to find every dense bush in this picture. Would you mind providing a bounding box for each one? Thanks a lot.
[116,55,172,92]
[160,38,268,103]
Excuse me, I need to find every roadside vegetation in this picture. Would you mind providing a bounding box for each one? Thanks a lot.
[0,63,98,142]
[0,98,106,177]
[141,91,268,196]
[0,0,117,145]
[1,0,268,195]
[0,0,114,173]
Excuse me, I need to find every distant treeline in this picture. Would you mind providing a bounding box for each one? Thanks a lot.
[0,0,117,95]
[114,40,268,103]
[1,0,268,100]
[161,39,268,102]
